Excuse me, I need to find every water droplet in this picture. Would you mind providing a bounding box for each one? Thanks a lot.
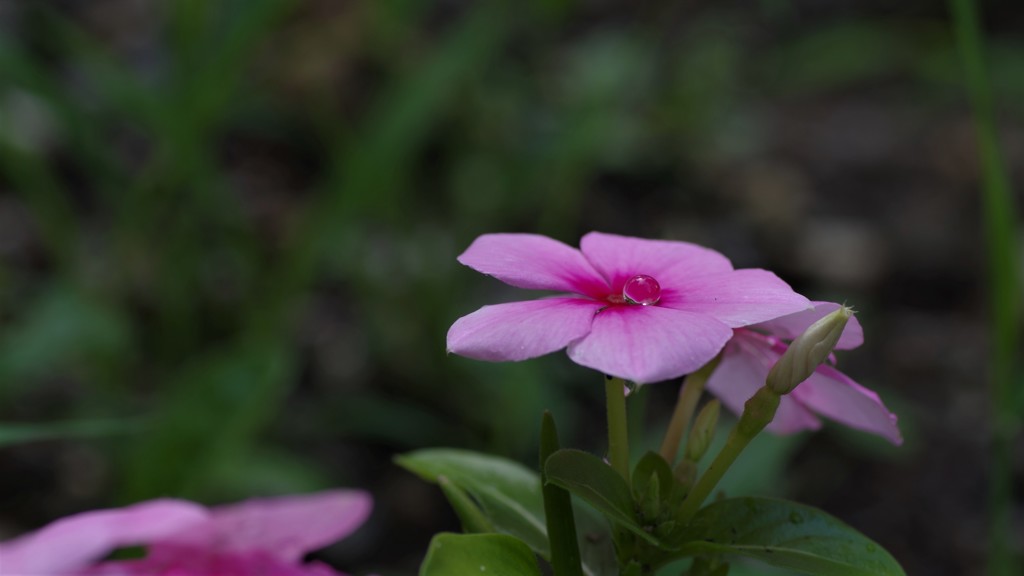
[623,275,661,305]
[789,512,804,524]
[865,543,877,553]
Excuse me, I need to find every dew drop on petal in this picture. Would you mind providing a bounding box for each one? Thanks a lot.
[622,275,661,305]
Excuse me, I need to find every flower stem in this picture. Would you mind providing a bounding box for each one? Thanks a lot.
[605,375,631,487]
[949,1,1021,574]
[659,358,719,464]
[675,387,780,523]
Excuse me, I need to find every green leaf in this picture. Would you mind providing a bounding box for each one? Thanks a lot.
[632,451,672,525]
[439,476,494,534]
[544,449,663,547]
[632,451,675,500]
[396,448,550,556]
[396,448,617,576]
[575,506,618,576]
[419,533,542,576]
[633,450,683,520]
[672,497,905,576]
[540,412,584,576]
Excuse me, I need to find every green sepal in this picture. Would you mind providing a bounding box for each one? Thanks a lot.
[419,533,542,576]
[669,496,906,576]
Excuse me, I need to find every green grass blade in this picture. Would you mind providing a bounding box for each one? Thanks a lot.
[948,1,1021,575]
[0,419,146,447]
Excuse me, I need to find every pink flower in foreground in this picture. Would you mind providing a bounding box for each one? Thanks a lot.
[447,232,811,384]
[0,490,372,576]
[706,302,902,444]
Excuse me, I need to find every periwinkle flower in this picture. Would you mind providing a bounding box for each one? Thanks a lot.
[447,232,811,384]
[0,490,372,576]
[706,302,902,444]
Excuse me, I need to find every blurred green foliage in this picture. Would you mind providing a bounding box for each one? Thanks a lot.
[0,1,1018,573]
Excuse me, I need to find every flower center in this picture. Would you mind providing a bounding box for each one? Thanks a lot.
[621,274,661,305]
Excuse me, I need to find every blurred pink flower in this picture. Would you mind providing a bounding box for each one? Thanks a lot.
[447,232,810,384]
[0,490,372,576]
[706,302,902,444]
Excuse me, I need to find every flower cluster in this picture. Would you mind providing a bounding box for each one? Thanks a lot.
[448,232,900,443]
[0,231,903,576]
[0,490,372,576]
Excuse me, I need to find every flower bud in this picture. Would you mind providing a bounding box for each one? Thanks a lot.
[685,400,720,462]
[673,459,697,487]
[766,305,853,395]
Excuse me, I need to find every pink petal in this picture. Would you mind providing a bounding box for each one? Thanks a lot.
[579,232,733,291]
[0,499,208,574]
[566,305,732,384]
[750,301,863,350]
[156,490,372,562]
[447,298,603,361]
[791,366,903,445]
[457,233,608,298]
[658,269,811,328]
[705,335,821,434]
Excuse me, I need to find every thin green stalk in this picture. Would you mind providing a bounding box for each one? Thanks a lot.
[676,387,780,523]
[605,376,631,487]
[949,1,1021,574]
[540,412,584,576]
[659,358,720,464]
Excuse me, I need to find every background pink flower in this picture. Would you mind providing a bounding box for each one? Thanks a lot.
[447,232,811,384]
[706,302,902,444]
[0,490,372,576]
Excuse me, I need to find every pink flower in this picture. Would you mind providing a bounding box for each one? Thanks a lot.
[706,302,902,444]
[0,490,372,576]
[446,232,811,384]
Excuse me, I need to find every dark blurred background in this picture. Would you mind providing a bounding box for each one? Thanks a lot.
[0,1,1022,574]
